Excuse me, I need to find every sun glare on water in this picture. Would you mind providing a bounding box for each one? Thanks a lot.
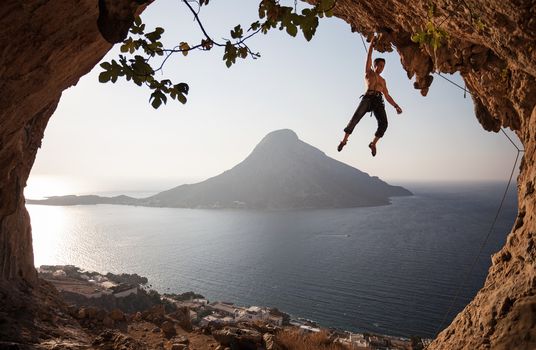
[25,175,82,266]
[27,204,70,266]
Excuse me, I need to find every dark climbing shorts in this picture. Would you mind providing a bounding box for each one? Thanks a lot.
[344,92,388,138]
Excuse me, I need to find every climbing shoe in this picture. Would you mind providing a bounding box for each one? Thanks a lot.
[368,142,376,157]
[337,140,347,152]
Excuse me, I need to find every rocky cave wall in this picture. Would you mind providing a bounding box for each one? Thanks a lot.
[0,0,534,348]
[324,1,535,349]
[0,0,148,284]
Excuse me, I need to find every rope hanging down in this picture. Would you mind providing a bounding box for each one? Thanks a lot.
[429,146,522,343]
[424,62,525,348]
[356,31,526,346]
[359,33,368,52]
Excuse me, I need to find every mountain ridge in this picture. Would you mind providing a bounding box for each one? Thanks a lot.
[28,129,412,209]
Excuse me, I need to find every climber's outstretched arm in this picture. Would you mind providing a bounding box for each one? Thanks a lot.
[382,83,402,114]
[365,37,376,75]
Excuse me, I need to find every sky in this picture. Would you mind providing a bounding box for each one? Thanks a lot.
[26,0,522,199]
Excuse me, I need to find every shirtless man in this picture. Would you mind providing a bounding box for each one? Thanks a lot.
[337,36,402,157]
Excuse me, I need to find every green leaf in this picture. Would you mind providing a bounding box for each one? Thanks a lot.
[179,42,190,56]
[177,83,189,95]
[150,90,166,109]
[98,71,110,83]
[177,93,187,104]
[130,22,145,35]
[411,32,426,44]
[238,47,248,58]
[286,24,297,37]
[427,3,436,18]
[151,97,162,109]
[120,38,134,53]
[223,41,237,67]
[201,39,213,50]
[231,25,243,39]
[250,21,260,31]
[145,29,163,43]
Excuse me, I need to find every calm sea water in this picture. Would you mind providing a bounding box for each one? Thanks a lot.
[28,182,517,338]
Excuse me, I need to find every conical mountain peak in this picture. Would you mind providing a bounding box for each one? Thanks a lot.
[29,129,412,209]
[261,129,298,142]
[255,129,300,150]
[245,129,325,166]
[146,129,412,209]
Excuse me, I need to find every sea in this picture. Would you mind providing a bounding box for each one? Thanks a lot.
[27,182,518,339]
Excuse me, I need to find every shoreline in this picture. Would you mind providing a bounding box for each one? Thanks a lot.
[39,264,433,349]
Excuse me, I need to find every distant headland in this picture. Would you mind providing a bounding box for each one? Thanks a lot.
[27,129,412,209]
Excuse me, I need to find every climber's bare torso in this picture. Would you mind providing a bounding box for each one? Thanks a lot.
[365,70,386,93]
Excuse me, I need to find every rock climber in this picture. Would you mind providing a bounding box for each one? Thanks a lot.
[337,36,403,157]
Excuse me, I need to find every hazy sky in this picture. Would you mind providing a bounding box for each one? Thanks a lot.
[27,0,522,198]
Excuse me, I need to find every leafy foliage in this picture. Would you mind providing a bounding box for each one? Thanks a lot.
[99,0,337,109]
[411,3,449,51]
[473,17,486,32]
[411,0,487,51]
[99,16,189,109]
[410,21,449,51]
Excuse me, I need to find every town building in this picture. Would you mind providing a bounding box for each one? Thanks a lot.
[207,302,240,317]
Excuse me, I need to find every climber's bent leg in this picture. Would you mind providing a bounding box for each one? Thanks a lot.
[373,100,388,138]
[344,97,371,135]
[338,97,371,152]
[369,99,387,157]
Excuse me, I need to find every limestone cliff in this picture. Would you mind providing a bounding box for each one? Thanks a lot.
[0,0,534,348]
[0,0,150,283]
[321,1,535,349]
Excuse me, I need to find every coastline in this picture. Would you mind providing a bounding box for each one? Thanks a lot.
[39,265,433,349]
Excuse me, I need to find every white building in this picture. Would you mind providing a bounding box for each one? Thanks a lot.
[52,270,66,277]
[200,315,221,327]
[222,316,235,324]
[100,281,117,289]
[200,315,235,327]
[299,325,321,333]
[237,310,260,322]
[236,306,269,322]
[208,302,241,317]
[349,333,369,348]
[247,306,262,313]
[175,298,209,310]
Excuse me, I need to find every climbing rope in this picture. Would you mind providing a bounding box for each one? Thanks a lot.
[356,30,526,346]
[436,73,469,96]
[424,71,525,347]
[429,146,522,344]
[359,33,368,52]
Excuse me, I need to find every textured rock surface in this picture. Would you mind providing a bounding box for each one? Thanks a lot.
[0,279,92,348]
[319,1,536,349]
[0,0,535,349]
[0,1,147,283]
